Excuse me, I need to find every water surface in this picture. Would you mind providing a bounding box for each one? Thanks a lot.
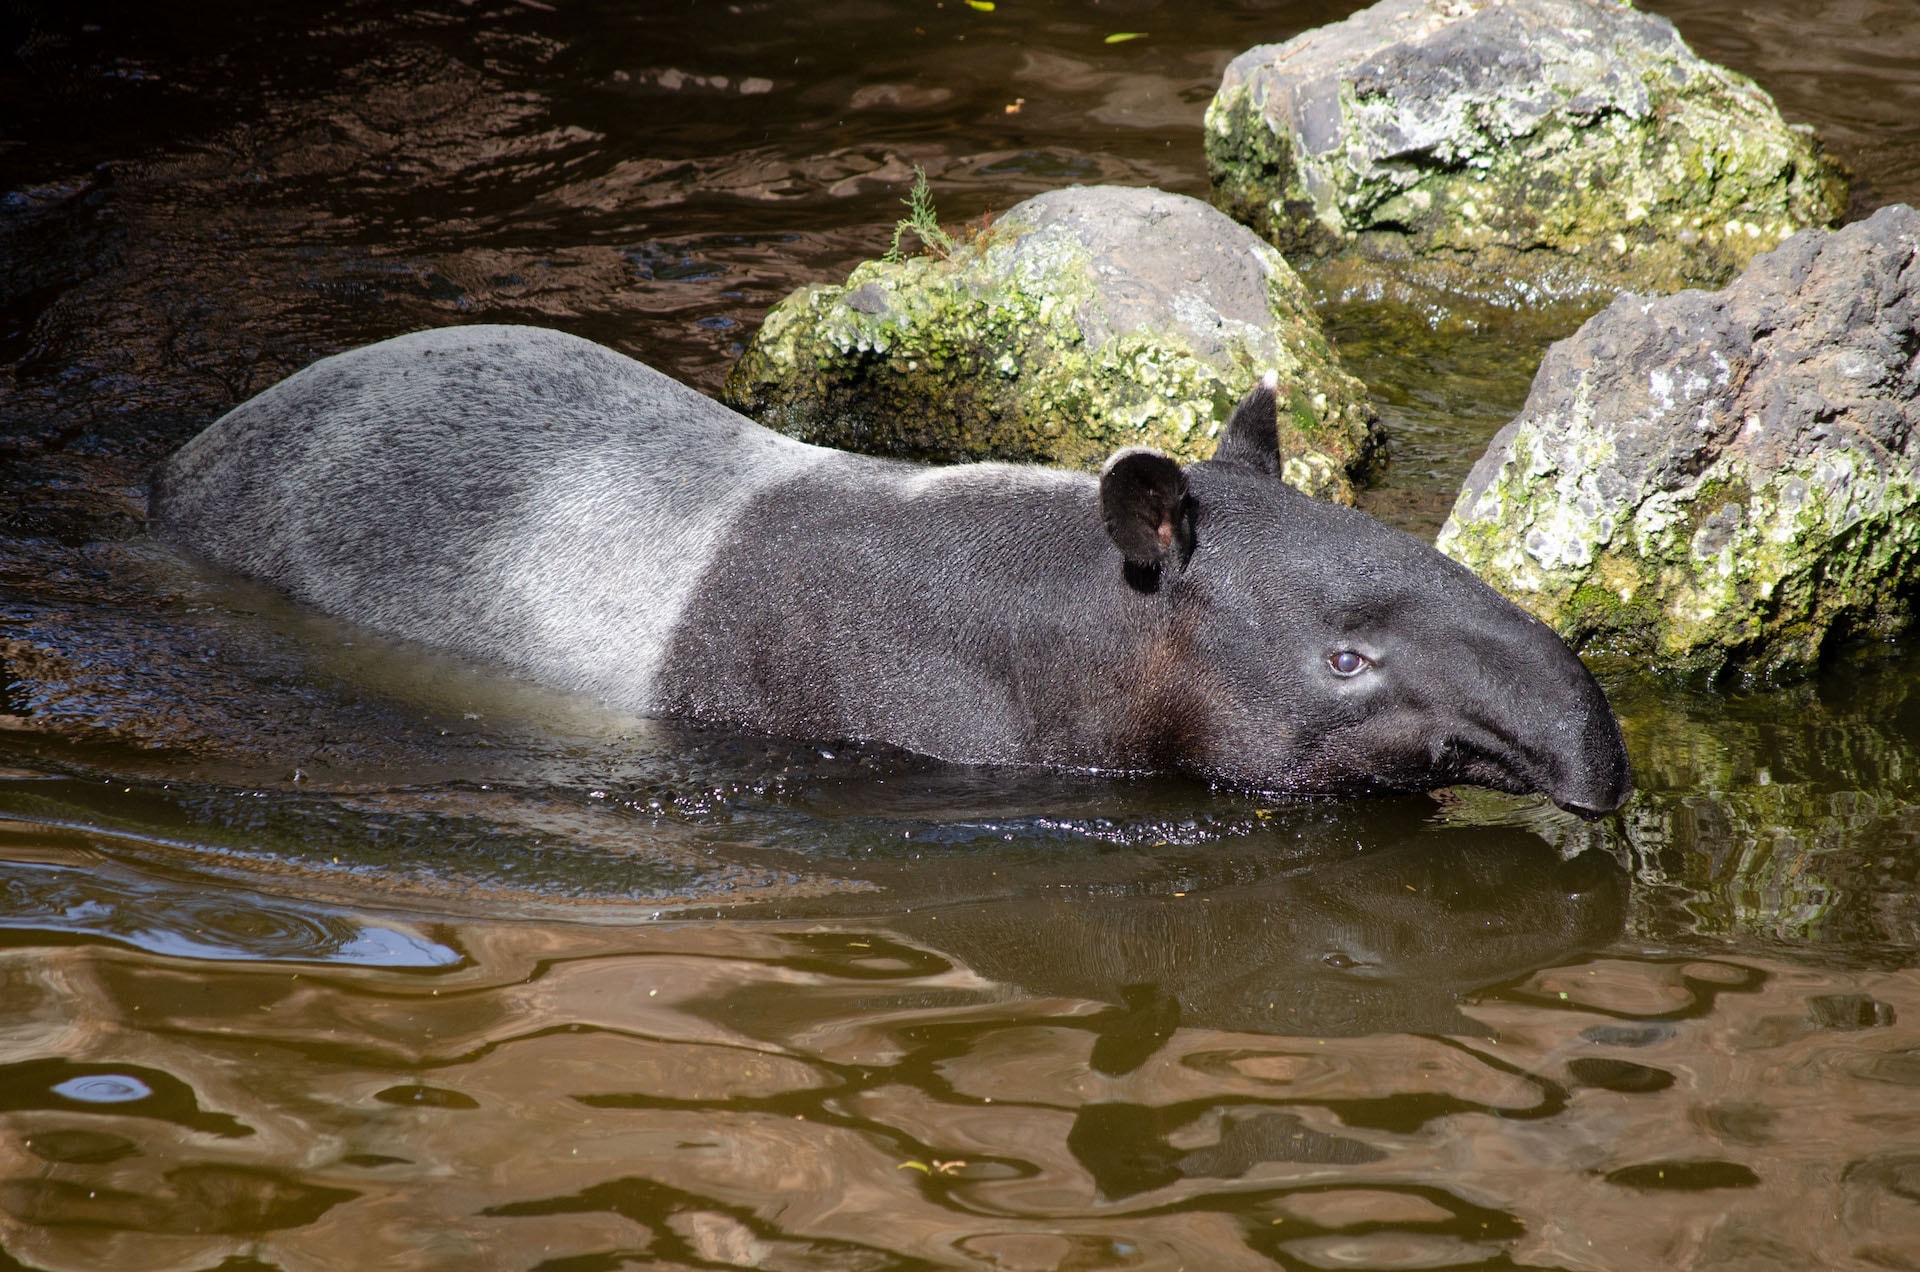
[3,1,1920,1267]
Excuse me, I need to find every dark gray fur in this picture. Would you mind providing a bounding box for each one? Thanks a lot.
[154,324,1632,812]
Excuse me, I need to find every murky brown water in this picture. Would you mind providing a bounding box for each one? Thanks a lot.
[3,1,1920,1267]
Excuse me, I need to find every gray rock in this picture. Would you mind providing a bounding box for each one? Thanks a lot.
[1206,0,1847,301]
[1437,204,1920,678]
[724,184,1381,502]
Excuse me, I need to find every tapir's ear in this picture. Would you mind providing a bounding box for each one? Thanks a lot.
[1099,447,1192,570]
[1213,370,1281,477]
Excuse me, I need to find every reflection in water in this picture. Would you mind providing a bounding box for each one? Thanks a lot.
[0,856,460,966]
[878,829,1627,1040]
[0,1059,248,1139]
[1613,652,1920,954]
[46,1075,151,1105]
[0,1167,356,1238]
[4,0,1920,1265]
[0,917,1913,1268]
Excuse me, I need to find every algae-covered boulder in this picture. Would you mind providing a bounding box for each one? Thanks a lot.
[1206,0,1848,301]
[1437,204,1920,679]
[724,185,1381,502]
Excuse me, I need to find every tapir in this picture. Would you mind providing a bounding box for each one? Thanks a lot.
[152,324,1632,813]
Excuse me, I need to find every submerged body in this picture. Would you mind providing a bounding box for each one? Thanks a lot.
[154,325,1632,812]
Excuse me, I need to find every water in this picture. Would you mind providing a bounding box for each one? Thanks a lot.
[3,1,1920,1266]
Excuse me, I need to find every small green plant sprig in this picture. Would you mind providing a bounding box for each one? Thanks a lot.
[884,165,956,263]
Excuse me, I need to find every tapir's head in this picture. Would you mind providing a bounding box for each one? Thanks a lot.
[1098,375,1632,816]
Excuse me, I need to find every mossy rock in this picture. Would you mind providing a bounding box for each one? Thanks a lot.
[1206,0,1848,303]
[724,185,1381,502]
[1437,205,1920,680]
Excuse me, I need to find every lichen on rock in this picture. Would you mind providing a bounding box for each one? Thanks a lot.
[1206,0,1849,302]
[724,185,1381,502]
[1437,204,1920,680]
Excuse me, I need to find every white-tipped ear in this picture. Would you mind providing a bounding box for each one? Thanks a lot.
[1214,371,1282,477]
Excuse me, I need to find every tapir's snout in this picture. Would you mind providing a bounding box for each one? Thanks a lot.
[1549,730,1633,819]
[1541,662,1634,819]
[1445,595,1634,818]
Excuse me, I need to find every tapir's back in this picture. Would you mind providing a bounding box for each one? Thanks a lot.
[153,324,828,708]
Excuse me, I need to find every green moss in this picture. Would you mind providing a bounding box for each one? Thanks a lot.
[1206,19,1848,302]
[1443,436,1920,681]
[726,206,1379,501]
[1203,88,1322,256]
[1561,566,1665,653]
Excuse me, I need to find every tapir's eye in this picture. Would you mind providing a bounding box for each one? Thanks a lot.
[1328,650,1370,677]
